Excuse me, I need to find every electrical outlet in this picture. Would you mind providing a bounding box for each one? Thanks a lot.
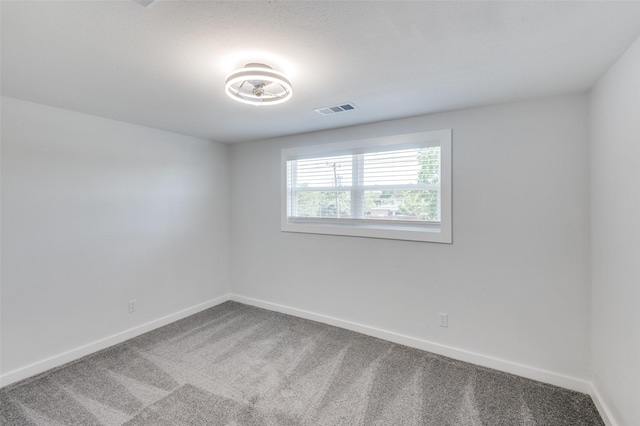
[439,313,448,328]
[129,300,137,314]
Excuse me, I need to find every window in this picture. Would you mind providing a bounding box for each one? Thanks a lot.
[281,129,452,243]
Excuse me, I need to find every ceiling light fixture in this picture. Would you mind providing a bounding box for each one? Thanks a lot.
[225,63,292,106]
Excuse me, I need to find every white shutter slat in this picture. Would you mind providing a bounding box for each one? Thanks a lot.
[287,145,441,222]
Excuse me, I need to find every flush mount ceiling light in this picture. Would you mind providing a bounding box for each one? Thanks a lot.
[225,63,292,106]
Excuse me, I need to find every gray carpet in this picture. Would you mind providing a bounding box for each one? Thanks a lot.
[0,301,603,425]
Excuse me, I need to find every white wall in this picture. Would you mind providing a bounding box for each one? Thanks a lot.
[590,36,640,425]
[1,97,230,378]
[230,94,592,383]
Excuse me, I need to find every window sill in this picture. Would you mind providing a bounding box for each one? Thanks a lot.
[281,219,452,243]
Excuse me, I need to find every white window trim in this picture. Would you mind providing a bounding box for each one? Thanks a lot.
[281,129,452,243]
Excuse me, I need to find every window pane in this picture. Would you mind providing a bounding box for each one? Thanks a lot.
[363,146,440,186]
[288,146,441,222]
[294,155,353,188]
[364,189,440,222]
[294,190,351,218]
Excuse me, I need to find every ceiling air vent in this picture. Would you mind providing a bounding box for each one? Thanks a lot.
[314,103,357,116]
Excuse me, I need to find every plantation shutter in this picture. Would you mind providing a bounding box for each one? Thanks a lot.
[286,145,441,223]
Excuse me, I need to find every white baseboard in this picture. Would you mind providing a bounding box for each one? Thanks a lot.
[1,292,596,401]
[0,294,231,388]
[590,383,618,426]
[231,294,592,394]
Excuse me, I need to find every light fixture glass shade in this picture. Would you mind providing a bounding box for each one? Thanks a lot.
[225,63,292,106]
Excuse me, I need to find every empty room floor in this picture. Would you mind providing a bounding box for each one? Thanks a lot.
[0,302,603,425]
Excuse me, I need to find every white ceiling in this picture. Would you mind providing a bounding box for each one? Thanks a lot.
[2,1,640,144]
